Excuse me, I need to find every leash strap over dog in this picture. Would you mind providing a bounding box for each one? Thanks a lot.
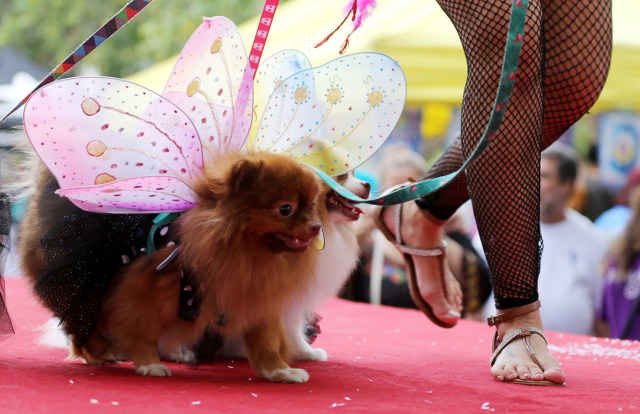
[315,0,529,206]
[0,0,154,124]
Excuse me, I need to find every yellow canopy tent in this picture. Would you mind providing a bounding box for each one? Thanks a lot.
[128,0,466,104]
[129,0,640,122]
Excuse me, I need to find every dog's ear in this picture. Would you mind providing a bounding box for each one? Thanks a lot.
[229,158,264,194]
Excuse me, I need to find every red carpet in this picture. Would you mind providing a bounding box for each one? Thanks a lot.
[1,277,639,413]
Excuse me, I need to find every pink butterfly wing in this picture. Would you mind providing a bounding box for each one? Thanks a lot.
[23,77,203,212]
[57,176,198,213]
[253,53,406,176]
[163,16,253,159]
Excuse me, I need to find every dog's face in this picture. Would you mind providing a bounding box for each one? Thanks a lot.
[194,152,323,253]
[324,171,370,223]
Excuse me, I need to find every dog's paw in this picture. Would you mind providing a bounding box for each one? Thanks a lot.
[135,363,172,377]
[264,368,309,383]
[294,347,328,362]
[161,347,196,364]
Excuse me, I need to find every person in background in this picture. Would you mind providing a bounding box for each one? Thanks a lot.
[595,168,640,238]
[568,143,616,222]
[597,187,640,340]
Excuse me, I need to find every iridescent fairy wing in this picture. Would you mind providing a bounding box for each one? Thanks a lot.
[23,77,203,213]
[55,176,198,214]
[162,16,253,161]
[252,53,406,176]
[245,50,312,150]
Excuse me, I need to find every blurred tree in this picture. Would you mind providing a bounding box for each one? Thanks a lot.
[0,0,278,78]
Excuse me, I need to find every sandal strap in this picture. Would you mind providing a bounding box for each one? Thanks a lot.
[490,326,547,367]
[390,187,447,257]
[394,241,447,257]
[486,300,541,327]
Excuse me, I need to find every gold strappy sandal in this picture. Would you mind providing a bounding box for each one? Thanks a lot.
[372,183,458,328]
[488,300,564,386]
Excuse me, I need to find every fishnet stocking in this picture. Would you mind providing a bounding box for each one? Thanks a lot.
[416,0,612,309]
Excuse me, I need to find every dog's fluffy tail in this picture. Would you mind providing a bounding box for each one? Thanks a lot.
[37,317,70,349]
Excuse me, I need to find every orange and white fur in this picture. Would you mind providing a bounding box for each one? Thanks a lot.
[218,172,370,361]
[20,151,325,382]
[284,172,369,361]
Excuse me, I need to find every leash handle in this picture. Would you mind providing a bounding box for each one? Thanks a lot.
[316,0,529,206]
[0,0,154,125]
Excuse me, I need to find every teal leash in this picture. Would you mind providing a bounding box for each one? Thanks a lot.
[146,212,181,253]
[315,0,529,206]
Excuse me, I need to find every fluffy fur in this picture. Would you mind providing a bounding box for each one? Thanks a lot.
[20,151,325,382]
[283,172,369,361]
[217,172,370,361]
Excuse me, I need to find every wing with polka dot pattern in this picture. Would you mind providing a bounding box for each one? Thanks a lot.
[23,77,202,213]
[162,16,253,162]
[22,16,252,214]
[245,50,312,150]
[249,53,406,176]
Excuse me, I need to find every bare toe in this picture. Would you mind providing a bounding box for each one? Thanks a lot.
[491,310,566,385]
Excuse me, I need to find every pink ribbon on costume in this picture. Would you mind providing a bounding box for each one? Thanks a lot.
[247,0,280,79]
[235,0,280,128]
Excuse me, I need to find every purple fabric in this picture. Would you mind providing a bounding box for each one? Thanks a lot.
[598,257,640,339]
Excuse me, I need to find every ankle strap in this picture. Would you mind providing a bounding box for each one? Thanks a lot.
[487,300,541,327]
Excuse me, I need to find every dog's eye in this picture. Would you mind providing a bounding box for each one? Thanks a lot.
[335,173,348,181]
[278,204,293,217]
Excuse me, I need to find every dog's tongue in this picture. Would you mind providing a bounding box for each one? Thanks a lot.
[273,232,312,251]
[342,198,364,218]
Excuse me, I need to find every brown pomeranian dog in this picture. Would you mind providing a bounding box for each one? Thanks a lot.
[215,171,370,362]
[19,151,325,382]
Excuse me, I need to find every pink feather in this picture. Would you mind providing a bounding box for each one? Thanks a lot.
[316,0,378,53]
[345,0,377,29]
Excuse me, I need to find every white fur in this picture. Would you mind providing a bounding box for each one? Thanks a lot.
[135,363,172,377]
[264,367,309,383]
[284,173,365,361]
[159,344,196,364]
[37,317,70,349]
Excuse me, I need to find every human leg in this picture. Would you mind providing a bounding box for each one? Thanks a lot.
[431,0,610,384]
[374,0,534,328]
[489,0,611,384]
[419,1,563,383]
[417,0,612,215]
[377,0,543,328]
[376,0,611,348]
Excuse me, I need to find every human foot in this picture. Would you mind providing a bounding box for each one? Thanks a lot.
[489,302,566,385]
[374,197,463,327]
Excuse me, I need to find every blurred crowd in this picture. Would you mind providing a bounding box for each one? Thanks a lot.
[341,142,640,341]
